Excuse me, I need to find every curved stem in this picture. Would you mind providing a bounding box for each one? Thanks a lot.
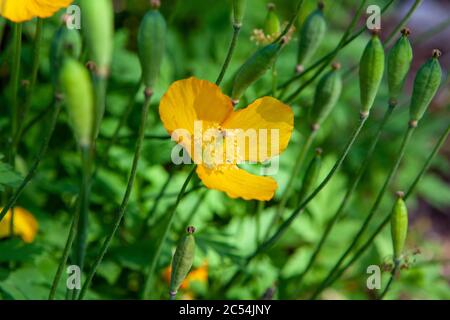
[324,124,450,292]
[216,24,241,86]
[72,145,93,295]
[138,171,173,238]
[9,23,22,159]
[0,100,61,223]
[264,129,316,241]
[141,165,196,299]
[48,203,80,300]
[296,105,394,288]
[77,90,153,300]
[384,0,423,47]
[12,18,43,150]
[284,0,367,104]
[379,260,399,300]
[222,115,368,292]
[310,124,416,300]
[275,0,394,97]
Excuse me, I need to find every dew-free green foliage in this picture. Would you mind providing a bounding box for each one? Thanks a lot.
[0,0,448,301]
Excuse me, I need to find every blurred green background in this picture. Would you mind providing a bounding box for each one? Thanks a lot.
[0,0,449,299]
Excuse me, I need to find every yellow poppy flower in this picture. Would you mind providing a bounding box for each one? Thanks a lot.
[0,0,73,22]
[0,207,38,243]
[159,77,294,201]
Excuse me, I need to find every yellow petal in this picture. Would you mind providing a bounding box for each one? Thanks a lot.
[0,207,38,243]
[196,165,277,201]
[222,97,294,163]
[0,0,72,22]
[159,77,233,135]
[0,0,33,22]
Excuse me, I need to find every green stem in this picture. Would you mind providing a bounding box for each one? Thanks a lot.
[275,0,394,97]
[384,0,423,47]
[379,260,399,300]
[216,24,241,86]
[283,0,367,103]
[296,104,395,288]
[310,124,416,300]
[100,82,141,164]
[92,75,108,140]
[325,124,450,291]
[9,23,22,157]
[0,99,61,223]
[141,165,196,299]
[12,19,43,150]
[222,115,368,292]
[48,203,80,300]
[138,171,173,238]
[264,129,317,241]
[77,90,153,300]
[73,145,93,285]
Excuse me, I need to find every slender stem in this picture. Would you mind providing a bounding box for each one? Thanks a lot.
[216,24,241,86]
[0,99,61,223]
[222,115,368,291]
[99,82,141,164]
[274,0,395,96]
[21,104,52,137]
[296,105,395,288]
[9,23,22,157]
[264,129,316,241]
[77,90,153,300]
[325,125,450,290]
[272,0,304,44]
[0,18,5,48]
[138,171,173,238]
[48,204,80,300]
[12,19,43,150]
[92,75,108,140]
[310,124,416,300]
[412,17,450,45]
[384,0,423,47]
[141,165,196,299]
[73,145,92,282]
[379,260,399,300]
[284,0,367,103]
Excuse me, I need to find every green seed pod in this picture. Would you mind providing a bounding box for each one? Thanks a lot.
[138,6,167,89]
[299,149,322,201]
[231,42,283,101]
[409,49,442,124]
[387,28,413,104]
[296,2,326,72]
[50,25,82,89]
[232,0,247,27]
[79,0,114,76]
[310,62,342,129]
[59,59,95,147]
[359,31,385,116]
[391,192,408,260]
[170,226,196,297]
[264,4,280,36]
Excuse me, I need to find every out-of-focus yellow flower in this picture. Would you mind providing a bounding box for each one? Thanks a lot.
[159,77,294,201]
[163,262,208,291]
[0,207,38,243]
[0,0,73,23]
